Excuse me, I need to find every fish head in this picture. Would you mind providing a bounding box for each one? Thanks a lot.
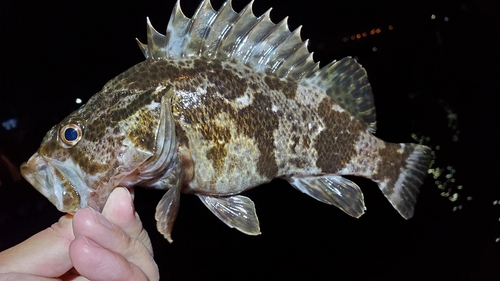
[21,64,174,213]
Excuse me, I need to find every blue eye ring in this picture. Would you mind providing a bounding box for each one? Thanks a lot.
[59,123,83,146]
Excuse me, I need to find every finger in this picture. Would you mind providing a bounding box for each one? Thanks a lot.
[101,187,152,254]
[0,214,75,277]
[69,235,149,281]
[0,272,59,280]
[71,208,159,281]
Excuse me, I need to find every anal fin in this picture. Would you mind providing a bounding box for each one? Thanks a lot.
[287,175,365,218]
[197,194,261,235]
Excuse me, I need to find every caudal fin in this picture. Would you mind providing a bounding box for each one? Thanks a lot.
[377,143,432,219]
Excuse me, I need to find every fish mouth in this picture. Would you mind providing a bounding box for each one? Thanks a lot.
[21,152,82,213]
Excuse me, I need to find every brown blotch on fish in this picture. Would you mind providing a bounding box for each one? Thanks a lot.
[314,97,364,173]
[127,107,160,150]
[238,92,279,179]
[206,68,247,100]
[264,75,297,99]
[70,146,110,175]
[375,143,412,197]
[206,144,228,184]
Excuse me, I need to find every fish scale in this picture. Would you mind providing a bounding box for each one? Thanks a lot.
[21,0,431,243]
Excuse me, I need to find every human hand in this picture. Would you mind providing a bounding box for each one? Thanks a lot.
[0,187,159,281]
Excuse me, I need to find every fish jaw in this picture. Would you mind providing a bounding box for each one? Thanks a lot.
[21,152,89,213]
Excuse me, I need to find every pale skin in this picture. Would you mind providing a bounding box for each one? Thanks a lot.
[0,187,159,281]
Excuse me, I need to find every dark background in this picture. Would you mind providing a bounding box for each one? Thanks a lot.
[1,0,499,280]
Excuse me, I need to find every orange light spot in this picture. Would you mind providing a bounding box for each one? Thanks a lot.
[356,33,361,39]
[174,75,189,81]
[388,25,394,30]
[362,32,367,37]
[376,28,381,34]
[351,35,356,40]
[370,29,375,35]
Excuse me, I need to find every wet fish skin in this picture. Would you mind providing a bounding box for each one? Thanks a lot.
[21,0,431,243]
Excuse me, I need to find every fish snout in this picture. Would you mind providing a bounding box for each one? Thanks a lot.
[21,153,81,213]
[24,152,48,172]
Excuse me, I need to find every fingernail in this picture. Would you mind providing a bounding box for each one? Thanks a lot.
[89,207,113,228]
[122,187,135,212]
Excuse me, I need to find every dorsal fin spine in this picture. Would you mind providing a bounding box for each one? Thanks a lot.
[201,0,233,58]
[185,0,217,57]
[254,15,287,70]
[258,17,291,71]
[217,1,257,61]
[276,37,309,78]
[268,25,302,73]
[145,18,167,59]
[165,0,190,58]
[239,8,273,64]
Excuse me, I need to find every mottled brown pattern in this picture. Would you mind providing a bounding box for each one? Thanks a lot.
[152,58,282,181]
[264,75,297,99]
[206,145,228,184]
[70,146,110,175]
[38,128,60,157]
[375,143,411,197]
[238,92,279,178]
[314,97,364,173]
[200,120,231,181]
[85,87,163,143]
[207,68,247,100]
[127,106,161,151]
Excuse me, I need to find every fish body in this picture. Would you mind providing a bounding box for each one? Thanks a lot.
[21,0,431,242]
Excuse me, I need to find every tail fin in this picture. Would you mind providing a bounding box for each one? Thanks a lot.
[377,143,432,219]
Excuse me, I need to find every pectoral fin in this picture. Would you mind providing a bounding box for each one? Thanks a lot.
[197,195,261,235]
[287,175,365,218]
[155,185,181,243]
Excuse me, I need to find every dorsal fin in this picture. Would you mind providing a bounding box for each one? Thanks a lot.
[136,0,318,78]
[136,0,376,131]
[306,57,377,132]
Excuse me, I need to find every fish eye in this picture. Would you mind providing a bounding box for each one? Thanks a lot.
[59,123,83,146]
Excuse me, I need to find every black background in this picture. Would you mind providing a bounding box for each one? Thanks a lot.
[1,0,499,280]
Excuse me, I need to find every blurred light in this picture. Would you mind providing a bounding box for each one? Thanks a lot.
[343,37,348,42]
[449,193,458,202]
[431,14,436,19]
[375,28,381,34]
[362,32,367,37]
[444,16,449,21]
[372,47,377,52]
[388,25,393,30]
[351,35,356,40]
[370,29,375,35]
[1,118,17,131]
[356,33,361,39]
[76,98,82,104]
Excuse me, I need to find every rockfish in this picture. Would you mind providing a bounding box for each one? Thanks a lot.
[21,0,431,242]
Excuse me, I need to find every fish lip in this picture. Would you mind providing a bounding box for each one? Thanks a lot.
[21,152,81,213]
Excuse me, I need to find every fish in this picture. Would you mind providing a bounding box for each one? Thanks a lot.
[21,0,432,243]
